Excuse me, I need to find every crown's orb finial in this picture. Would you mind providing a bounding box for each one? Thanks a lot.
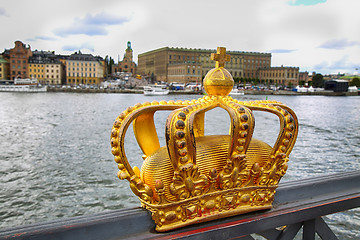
[203,47,234,96]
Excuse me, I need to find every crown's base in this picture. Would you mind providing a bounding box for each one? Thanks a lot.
[141,186,276,232]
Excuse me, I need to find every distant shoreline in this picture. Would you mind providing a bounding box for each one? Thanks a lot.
[46,88,359,96]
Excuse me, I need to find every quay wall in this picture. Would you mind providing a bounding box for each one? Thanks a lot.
[47,88,359,96]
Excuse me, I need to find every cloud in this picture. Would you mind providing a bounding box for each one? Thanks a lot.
[53,12,130,37]
[314,55,360,73]
[0,7,9,17]
[62,42,95,52]
[318,38,360,50]
[288,0,327,6]
[81,12,129,25]
[270,49,297,53]
[54,25,108,37]
[26,36,58,42]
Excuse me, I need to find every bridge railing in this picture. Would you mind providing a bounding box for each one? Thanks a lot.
[1,171,359,240]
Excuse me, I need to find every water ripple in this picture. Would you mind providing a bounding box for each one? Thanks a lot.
[0,93,359,239]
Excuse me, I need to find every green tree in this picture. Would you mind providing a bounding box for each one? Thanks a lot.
[233,77,241,84]
[243,78,247,88]
[312,74,324,88]
[104,55,115,76]
[350,77,360,87]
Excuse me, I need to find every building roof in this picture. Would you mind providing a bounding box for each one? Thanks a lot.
[68,51,103,62]
[258,66,299,70]
[0,55,9,63]
[29,50,61,64]
[139,47,271,57]
[327,79,349,83]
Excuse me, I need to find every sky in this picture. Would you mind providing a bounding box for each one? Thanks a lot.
[0,0,359,75]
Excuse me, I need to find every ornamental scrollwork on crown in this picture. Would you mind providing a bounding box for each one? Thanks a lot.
[169,163,209,201]
[112,96,297,205]
[148,187,276,227]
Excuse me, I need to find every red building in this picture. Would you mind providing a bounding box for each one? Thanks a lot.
[8,41,33,79]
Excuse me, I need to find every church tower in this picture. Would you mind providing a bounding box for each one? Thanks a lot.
[124,41,133,62]
[112,41,137,75]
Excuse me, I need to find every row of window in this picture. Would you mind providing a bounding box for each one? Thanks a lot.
[200,56,243,64]
[245,64,268,69]
[12,60,27,63]
[12,65,26,69]
[169,55,198,61]
[29,64,60,68]
[29,74,59,79]
[68,62,97,67]
[244,59,269,64]
[168,56,270,66]
[67,79,98,84]
[260,72,298,78]
[12,71,26,75]
[30,69,59,73]
[68,68,96,72]
[11,55,27,58]
[69,72,97,77]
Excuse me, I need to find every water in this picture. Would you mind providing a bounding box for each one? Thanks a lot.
[0,92,359,238]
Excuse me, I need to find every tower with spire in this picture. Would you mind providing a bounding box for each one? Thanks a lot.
[112,41,137,75]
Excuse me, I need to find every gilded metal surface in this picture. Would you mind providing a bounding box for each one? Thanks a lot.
[110,47,299,232]
[203,47,234,96]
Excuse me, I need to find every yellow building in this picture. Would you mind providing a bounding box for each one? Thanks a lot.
[29,63,45,81]
[138,47,272,83]
[66,52,104,86]
[44,63,62,85]
[29,50,64,85]
[0,55,10,80]
[167,62,202,83]
[258,66,299,87]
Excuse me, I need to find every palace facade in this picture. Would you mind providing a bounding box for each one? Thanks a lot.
[137,47,272,83]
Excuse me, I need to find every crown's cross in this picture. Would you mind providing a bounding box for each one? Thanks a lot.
[211,47,231,68]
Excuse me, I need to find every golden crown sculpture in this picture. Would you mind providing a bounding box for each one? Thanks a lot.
[111,47,298,232]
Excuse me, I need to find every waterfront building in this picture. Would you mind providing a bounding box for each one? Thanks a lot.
[0,55,10,80]
[65,51,105,86]
[28,50,65,85]
[112,41,137,75]
[167,62,202,83]
[258,66,299,87]
[44,63,63,85]
[324,79,349,92]
[298,71,309,85]
[137,47,271,83]
[6,41,33,79]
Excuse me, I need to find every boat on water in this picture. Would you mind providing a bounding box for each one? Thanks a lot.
[0,78,47,92]
[229,88,245,96]
[143,85,169,96]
